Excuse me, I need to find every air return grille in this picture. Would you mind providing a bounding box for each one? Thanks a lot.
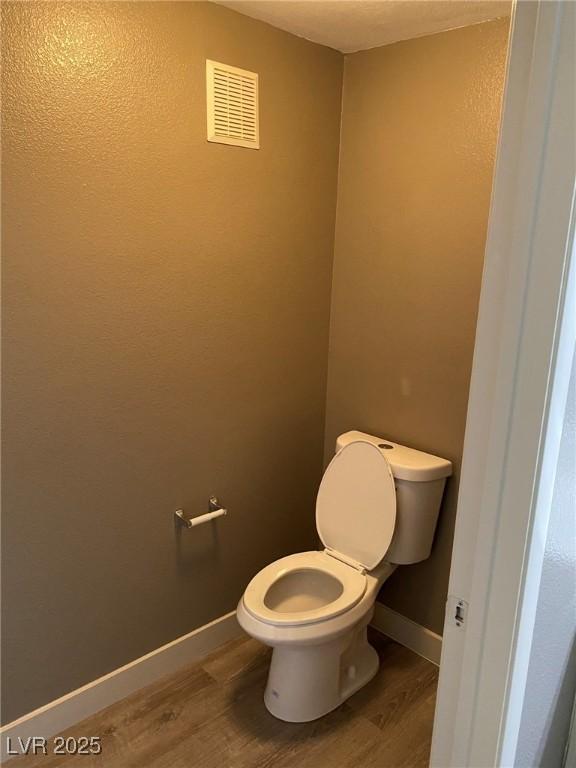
[206,60,259,149]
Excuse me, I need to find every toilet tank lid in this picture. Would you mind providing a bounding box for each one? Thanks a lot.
[336,431,452,482]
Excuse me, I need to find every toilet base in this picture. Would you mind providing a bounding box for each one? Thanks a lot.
[263,616,378,722]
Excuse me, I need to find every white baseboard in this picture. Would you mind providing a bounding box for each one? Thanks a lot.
[370,602,442,666]
[1,610,243,762]
[1,603,441,761]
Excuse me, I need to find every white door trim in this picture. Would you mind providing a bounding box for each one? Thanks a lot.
[431,1,576,765]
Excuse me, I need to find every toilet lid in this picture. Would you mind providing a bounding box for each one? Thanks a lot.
[316,440,396,571]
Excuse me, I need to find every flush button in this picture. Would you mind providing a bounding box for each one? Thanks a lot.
[378,443,394,450]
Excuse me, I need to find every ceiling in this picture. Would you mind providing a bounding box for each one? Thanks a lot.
[213,0,511,53]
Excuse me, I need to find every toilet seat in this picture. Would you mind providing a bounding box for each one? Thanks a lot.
[243,551,367,627]
[243,441,397,629]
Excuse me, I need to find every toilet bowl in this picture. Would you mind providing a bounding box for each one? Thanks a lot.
[237,430,452,722]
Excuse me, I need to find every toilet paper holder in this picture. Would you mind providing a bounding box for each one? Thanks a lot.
[175,496,227,529]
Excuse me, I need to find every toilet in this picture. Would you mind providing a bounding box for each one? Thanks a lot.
[237,430,452,722]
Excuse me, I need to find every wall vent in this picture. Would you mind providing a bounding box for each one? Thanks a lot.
[206,60,259,150]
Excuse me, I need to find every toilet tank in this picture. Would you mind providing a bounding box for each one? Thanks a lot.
[335,431,452,565]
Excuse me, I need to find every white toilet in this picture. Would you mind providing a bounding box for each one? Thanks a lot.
[237,430,452,722]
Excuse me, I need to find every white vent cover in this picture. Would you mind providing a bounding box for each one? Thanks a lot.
[206,60,259,150]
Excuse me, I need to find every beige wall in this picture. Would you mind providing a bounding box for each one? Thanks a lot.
[325,19,510,635]
[2,1,509,723]
[1,1,342,722]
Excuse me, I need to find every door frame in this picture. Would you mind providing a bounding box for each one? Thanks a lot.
[430,0,575,765]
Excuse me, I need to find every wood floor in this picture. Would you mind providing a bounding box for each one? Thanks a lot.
[11,629,438,768]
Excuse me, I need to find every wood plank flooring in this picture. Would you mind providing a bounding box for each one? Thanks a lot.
[10,629,438,768]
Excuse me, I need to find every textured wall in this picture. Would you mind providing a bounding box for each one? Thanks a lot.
[325,19,510,634]
[517,351,576,768]
[1,1,342,722]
